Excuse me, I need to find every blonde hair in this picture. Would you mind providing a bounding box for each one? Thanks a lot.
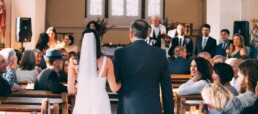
[201,83,233,111]
[211,55,226,64]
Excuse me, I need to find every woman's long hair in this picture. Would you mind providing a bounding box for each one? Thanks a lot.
[193,57,213,82]
[232,33,246,52]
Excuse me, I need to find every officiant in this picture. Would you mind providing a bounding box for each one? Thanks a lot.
[147,14,171,49]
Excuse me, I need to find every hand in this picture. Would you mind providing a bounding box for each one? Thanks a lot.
[226,49,230,53]
[192,73,201,82]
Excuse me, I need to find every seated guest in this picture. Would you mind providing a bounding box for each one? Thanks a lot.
[0,54,12,97]
[36,33,49,69]
[34,49,67,93]
[14,49,22,66]
[168,24,193,58]
[0,48,24,92]
[212,63,239,96]
[32,49,43,73]
[227,59,243,90]
[177,57,212,95]
[57,58,68,82]
[16,50,39,82]
[201,83,233,113]
[216,29,230,56]
[223,60,258,114]
[240,82,258,114]
[210,55,226,65]
[64,34,78,53]
[169,46,191,74]
[197,52,211,61]
[226,33,247,58]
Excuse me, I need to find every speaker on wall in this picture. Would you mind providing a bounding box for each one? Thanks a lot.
[16,17,32,42]
[233,21,250,46]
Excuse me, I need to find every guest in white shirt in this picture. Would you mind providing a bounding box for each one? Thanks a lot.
[16,50,39,82]
[177,57,212,95]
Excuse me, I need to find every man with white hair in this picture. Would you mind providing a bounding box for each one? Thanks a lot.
[0,54,11,96]
[148,14,170,49]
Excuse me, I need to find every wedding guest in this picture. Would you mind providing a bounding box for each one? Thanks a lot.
[227,59,243,90]
[212,63,239,96]
[168,24,193,58]
[16,50,39,82]
[193,24,217,57]
[86,21,100,32]
[197,52,211,61]
[169,46,191,74]
[34,49,67,94]
[0,54,11,97]
[177,57,212,95]
[210,55,226,65]
[46,27,57,48]
[226,33,247,58]
[14,49,22,66]
[36,33,49,69]
[216,29,230,56]
[240,82,258,114]
[201,83,233,113]
[64,34,78,53]
[32,49,43,73]
[223,60,258,114]
[0,48,24,92]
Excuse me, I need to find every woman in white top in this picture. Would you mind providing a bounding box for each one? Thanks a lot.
[64,34,78,53]
[16,50,39,82]
[177,57,212,95]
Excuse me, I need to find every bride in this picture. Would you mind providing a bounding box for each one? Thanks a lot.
[68,29,121,114]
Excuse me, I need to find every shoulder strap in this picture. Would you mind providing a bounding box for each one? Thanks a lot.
[98,56,107,77]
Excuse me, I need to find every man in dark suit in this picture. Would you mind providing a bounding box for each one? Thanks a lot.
[169,46,191,74]
[193,24,217,57]
[113,19,174,114]
[216,29,230,56]
[34,49,67,94]
[168,24,193,58]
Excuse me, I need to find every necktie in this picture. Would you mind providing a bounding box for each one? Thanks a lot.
[223,43,227,49]
[202,39,207,49]
[179,38,182,46]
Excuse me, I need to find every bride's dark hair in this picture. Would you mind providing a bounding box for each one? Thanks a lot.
[78,29,102,61]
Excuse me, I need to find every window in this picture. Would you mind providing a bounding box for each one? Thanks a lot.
[85,0,164,26]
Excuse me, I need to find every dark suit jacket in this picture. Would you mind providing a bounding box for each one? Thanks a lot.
[169,57,191,74]
[0,76,12,97]
[168,36,193,58]
[215,43,227,56]
[113,40,174,114]
[34,68,67,94]
[193,36,217,57]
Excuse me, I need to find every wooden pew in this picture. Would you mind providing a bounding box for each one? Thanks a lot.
[174,92,202,114]
[12,90,68,114]
[170,74,192,88]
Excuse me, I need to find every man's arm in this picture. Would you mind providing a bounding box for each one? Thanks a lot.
[160,51,174,114]
[48,71,67,94]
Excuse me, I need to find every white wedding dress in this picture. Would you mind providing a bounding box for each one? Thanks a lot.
[73,33,111,114]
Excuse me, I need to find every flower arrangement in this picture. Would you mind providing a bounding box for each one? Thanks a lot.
[96,18,115,37]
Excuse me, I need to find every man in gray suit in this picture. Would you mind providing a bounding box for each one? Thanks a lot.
[113,19,174,114]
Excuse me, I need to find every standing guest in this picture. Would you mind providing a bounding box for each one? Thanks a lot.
[16,50,39,82]
[201,83,233,113]
[177,57,212,95]
[36,33,49,70]
[226,33,247,58]
[64,34,78,53]
[193,24,217,57]
[46,27,57,48]
[212,63,239,96]
[197,52,212,61]
[0,48,24,92]
[86,21,100,33]
[169,46,191,74]
[216,29,230,56]
[113,19,173,114]
[149,14,169,49]
[0,54,11,97]
[223,60,258,114]
[168,24,193,58]
[34,49,67,94]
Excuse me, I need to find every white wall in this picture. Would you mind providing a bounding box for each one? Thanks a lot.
[8,0,46,50]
